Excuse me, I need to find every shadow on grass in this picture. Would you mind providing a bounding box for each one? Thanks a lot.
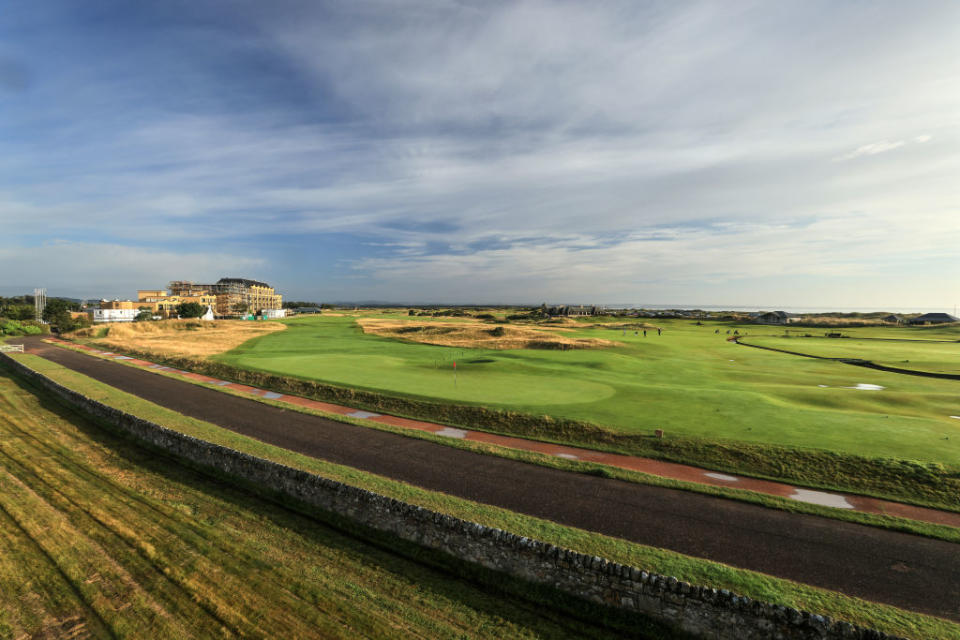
[1,366,689,640]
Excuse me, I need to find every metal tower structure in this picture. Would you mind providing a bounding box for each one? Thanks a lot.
[34,288,46,323]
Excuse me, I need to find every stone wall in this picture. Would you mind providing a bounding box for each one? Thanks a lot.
[0,352,906,640]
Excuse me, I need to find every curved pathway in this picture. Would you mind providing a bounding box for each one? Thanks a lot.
[13,337,960,621]
[734,336,960,380]
[42,338,960,529]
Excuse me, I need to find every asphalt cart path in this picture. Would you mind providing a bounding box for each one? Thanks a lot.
[15,337,960,622]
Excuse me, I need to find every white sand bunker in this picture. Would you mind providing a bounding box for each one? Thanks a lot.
[950,416,960,420]
[435,427,469,439]
[704,472,738,482]
[790,489,854,509]
[847,383,885,391]
[817,385,829,388]
[555,453,579,460]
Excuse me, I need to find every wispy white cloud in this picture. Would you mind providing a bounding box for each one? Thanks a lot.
[0,242,265,299]
[835,140,905,161]
[1,1,958,305]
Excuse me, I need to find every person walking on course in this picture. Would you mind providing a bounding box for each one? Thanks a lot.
[657,328,661,336]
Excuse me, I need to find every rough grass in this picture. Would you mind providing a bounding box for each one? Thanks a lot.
[0,362,649,640]
[5,353,960,640]
[358,318,619,350]
[69,318,284,359]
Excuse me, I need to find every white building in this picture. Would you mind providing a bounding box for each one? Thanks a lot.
[92,308,139,323]
[261,308,287,319]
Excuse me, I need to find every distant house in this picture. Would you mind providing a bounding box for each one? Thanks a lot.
[92,308,138,323]
[545,305,596,317]
[754,311,790,324]
[884,314,903,324]
[908,312,959,325]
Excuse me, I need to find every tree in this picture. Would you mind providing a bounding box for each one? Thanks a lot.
[5,304,34,321]
[176,302,206,318]
[135,310,154,321]
[231,302,250,315]
[42,298,70,323]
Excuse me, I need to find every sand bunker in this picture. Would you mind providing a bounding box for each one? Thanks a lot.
[789,489,854,509]
[358,318,619,350]
[817,383,885,391]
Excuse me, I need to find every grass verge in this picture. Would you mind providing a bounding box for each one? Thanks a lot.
[5,351,960,640]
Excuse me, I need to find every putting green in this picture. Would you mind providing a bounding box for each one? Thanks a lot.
[243,353,615,405]
[216,315,960,467]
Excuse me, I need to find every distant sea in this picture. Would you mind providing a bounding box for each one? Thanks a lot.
[616,304,958,315]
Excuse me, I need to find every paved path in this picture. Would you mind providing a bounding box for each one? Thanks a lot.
[43,338,960,529]
[15,337,960,621]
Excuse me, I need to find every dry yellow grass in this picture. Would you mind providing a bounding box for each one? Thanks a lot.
[791,317,892,327]
[358,318,619,350]
[70,319,285,359]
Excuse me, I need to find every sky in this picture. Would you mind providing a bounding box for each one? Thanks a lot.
[0,1,958,308]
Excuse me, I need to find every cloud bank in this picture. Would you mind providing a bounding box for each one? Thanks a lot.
[0,1,957,306]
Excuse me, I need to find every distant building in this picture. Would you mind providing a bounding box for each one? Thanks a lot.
[545,304,598,317]
[261,308,287,319]
[170,278,282,315]
[884,314,903,324]
[137,289,218,318]
[908,312,959,325]
[92,308,138,323]
[754,311,789,324]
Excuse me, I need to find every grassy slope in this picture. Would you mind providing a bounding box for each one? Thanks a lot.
[0,361,650,640]
[5,353,959,640]
[213,315,960,468]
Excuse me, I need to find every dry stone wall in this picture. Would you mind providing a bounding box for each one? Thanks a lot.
[1,352,907,640]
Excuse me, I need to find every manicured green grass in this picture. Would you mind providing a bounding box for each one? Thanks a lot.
[214,316,960,468]
[6,354,960,640]
[0,360,655,639]
[45,338,960,541]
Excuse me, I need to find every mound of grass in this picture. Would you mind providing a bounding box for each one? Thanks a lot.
[358,317,618,350]
[69,318,284,359]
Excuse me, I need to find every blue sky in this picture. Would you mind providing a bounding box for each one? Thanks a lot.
[1,1,957,307]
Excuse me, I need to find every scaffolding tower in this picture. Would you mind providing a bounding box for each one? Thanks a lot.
[34,288,46,323]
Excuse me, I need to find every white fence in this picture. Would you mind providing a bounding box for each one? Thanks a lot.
[0,345,24,353]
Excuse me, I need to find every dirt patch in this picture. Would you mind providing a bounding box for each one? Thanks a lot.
[68,319,285,359]
[358,319,619,350]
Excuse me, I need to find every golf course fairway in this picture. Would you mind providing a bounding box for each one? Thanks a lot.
[214,315,960,467]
